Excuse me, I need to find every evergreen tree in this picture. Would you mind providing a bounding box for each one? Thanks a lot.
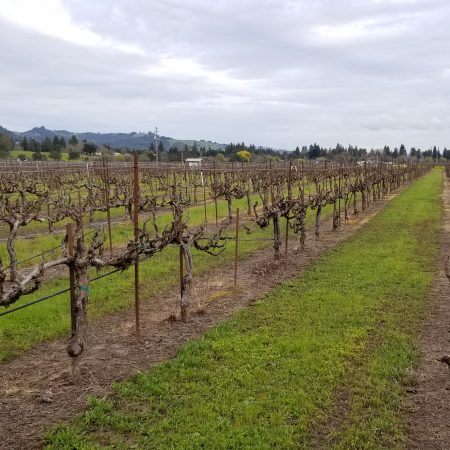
[21,137,29,151]
[0,133,13,157]
[69,135,79,145]
[29,139,41,152]
[308,143,321,160]
[52,135,61,151]
[41,137,52,152]
[83,141,97,155]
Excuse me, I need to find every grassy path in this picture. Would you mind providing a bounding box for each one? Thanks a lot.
[406,174,450,448]
[44,170,442,449]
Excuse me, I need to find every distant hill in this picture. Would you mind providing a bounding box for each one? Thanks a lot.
[1,125,226,151]
[0,125,17,140]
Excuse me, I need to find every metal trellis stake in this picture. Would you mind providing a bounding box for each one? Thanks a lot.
[133,152,140,339]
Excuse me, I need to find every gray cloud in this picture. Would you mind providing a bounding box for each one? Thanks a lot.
[0,0,449,149]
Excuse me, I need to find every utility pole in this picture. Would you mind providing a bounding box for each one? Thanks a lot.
[154,126,159,164]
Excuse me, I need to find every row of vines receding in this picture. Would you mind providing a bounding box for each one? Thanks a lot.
[0,159,431,381]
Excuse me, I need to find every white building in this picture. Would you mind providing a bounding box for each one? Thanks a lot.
[185,158,203,167]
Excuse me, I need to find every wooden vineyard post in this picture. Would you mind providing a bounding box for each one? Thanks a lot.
[66,223,76,333]
[285,218,289,256]
[184,165,189,201]
[179,245,183,299]
[234,208,240,285]
[77,190,84,235]
[103,158,113,255]
[66,222,80,383]
[285,161,292,256]
[202,172,207,224]
[362,161,367,211]
[133,152,140,339]
[215,197,218,225]
[287,161,292,200]
[338,167,341,228]
[269,160,274,204]
[47,201,52,234]
[301,159,305,202]
[214,165,218,225]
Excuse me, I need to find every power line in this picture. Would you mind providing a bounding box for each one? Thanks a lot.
[154,126,159,164]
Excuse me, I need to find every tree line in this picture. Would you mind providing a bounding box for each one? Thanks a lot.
[146,141,450,163]
[0,133,101,161]
[1,131,449,163]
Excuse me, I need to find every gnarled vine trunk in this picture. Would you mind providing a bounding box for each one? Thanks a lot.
[273,209,282,259]
[246,191,252,216]
[315,205,322,238]
[180,243,193,322]
[226,195,233,222]
[332,201,339,231]
[7,222,20,282]
[353,191,358,215]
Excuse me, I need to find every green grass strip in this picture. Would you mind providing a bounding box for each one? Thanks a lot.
[45,169,442,449]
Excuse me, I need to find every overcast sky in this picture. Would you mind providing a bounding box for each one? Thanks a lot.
[0,0,449,150]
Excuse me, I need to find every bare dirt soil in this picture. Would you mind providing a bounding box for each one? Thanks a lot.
[0,193,401,450]
[406,177,450,449]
